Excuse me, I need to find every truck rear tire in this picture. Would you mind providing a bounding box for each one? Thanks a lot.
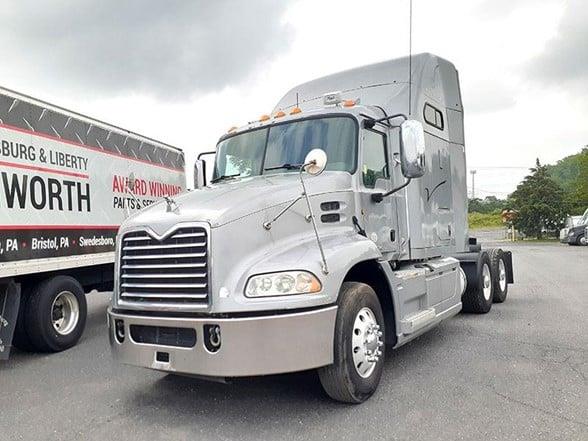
[318,282,385,403]
[24,276,87,352]
[461,252,493,314]
[488,249,508,303]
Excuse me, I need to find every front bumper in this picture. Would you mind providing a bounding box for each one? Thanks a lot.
[108,305,337,377]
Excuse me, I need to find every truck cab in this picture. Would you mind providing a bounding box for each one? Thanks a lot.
[108,54,513,403]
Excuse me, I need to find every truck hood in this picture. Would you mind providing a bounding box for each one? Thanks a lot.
[123,171,352,233]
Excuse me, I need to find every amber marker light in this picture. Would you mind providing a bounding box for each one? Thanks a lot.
[343,99,356,107]
[259,114,270,122]
[290,107,302,115]
[274,110,286,118]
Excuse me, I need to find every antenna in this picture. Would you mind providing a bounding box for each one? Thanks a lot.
[408,0,413,116]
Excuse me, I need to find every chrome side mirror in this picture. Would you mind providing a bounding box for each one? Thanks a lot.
[400,120,426,178]
[194,159,205,189]
[303,149,327,176]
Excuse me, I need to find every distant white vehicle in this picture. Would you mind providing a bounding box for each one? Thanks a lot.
[561,209,588,245]
[559,215,582,241]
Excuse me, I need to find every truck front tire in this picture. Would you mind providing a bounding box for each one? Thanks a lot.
[24,276,87,352]
[318,282,385,403]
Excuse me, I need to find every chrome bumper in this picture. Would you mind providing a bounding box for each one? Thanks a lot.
[108,306,337,377]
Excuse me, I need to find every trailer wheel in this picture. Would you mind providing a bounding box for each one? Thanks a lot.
[461,252,493,314]
[318,282,385,403]
[24,276,87,352]
[489,249,508,303]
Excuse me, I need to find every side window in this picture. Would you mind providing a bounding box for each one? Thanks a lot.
[424,103,444,130]
[362,130,388,188]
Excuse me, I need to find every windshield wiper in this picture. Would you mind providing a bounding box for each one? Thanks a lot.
[210,173,240,183]
[264,163,301,171]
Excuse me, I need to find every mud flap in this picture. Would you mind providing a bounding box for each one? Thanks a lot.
[0,281,20,360]
[502,250,514,283]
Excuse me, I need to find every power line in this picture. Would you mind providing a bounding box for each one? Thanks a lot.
[467,166,530,170]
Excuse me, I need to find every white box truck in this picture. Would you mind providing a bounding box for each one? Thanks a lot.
[0,86,186,359]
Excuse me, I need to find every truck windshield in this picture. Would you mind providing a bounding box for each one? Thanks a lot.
[214,116,357,179]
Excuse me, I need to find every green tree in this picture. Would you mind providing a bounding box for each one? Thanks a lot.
[546,147,588,214]
[571,150,588,212]
[468,195,506,214]
[509,159,568,239]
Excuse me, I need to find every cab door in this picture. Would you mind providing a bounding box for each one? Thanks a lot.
[358,128,399,256]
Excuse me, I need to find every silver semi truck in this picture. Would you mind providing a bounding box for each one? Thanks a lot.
[108,54,513,403]
[0,86,185,359]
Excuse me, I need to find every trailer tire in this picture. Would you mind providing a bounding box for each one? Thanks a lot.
[24,276,87,353]
[461,252,493,314]
[488,249,508,303]
[318,282,385,403]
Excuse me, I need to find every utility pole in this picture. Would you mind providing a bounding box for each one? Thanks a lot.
[470,169,477,198]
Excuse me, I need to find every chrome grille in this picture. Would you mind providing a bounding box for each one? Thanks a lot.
[119,227,209,308]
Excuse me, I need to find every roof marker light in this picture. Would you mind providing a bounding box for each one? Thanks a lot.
[259,114,270,122]
[290,107,302,115]
[343,99,356,107]
[323,91,342,106]
[228,126,237,133]
[274,110,286,118]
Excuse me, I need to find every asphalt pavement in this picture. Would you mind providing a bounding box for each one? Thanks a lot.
[1,241,587,440]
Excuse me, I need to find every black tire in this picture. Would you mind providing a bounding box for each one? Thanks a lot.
[575,234,585,246]
[461,252,493,314]
[488,249,508,303]
[318,282,385,403]
[11,284,36,352]
[24,276,87,352]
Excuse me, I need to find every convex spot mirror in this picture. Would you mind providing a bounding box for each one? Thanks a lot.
[400,120,426,178]
[128,172,136,192]
[303,149,327,176]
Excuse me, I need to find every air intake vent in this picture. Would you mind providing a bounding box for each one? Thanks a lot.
[321,213,340,223]
[119,227,209,310]
[320,201,340,211]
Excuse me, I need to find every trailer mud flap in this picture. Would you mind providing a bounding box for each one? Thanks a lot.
[0,281,20,360]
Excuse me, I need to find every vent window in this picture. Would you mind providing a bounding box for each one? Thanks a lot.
[424,103,444,130]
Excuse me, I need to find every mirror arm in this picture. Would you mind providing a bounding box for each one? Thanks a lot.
[371,178,412,203]
[362,113,408,129]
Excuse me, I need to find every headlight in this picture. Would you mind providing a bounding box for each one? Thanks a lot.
[245,271,322,298]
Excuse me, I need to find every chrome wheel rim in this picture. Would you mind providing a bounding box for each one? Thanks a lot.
[498,259,507,292]
[51,291,79,335]
[482,263,492,301]
[351,307,383,378]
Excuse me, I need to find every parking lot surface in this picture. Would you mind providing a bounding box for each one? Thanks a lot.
[1,242,587,440]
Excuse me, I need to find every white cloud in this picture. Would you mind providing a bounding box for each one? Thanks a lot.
[0,0,584,196]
